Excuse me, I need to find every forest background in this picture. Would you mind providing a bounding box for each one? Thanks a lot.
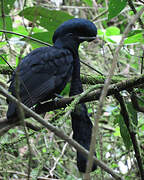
[0,0,144,180]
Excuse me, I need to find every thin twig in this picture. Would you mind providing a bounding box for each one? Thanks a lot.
[80,60,104,75]
[93,9,108,21]
[0,29,51,46]
[49,132,72,176]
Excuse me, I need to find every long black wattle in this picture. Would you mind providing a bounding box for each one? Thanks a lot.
[70,57,97,172]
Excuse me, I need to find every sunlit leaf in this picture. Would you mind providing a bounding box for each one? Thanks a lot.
[42,147,47,153]
[13,26,29,36]
[124,33,144,44]
[141,124,144,131]
[106,26,120,36]
[113,126,121,137]
[97,29,104,36]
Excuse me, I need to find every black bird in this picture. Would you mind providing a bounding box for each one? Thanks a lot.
[6,18,97,120]
[5,18,97,172]
[69,50,97,172]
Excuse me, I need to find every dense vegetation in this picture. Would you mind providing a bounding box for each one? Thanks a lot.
[0,0,144,179]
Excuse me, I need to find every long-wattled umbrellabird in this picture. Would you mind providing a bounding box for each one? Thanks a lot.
[7,18,97,119]
[5,18,97,172]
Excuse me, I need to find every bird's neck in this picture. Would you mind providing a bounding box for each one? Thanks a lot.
[70,55,83,96]
[54,36,83,95]
[54,37,79,56]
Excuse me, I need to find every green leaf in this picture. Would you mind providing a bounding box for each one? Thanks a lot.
[82,0,93,7]
[98,27,121,44]
[0,17,13,38]
[141,124,144,131]
[126,102,138,126]
[0,54,8,64]
[42,147,47,153]
[30,32,53,45]
[0,0,16,15]
[113,126,121,137]
[118,114,132,150]
[61,83,70,96]
[13,26,29,36]
[0,41,6,47]
[105,26,120,36]
[128,30,143,37]
[30,42,44,50]
[124,33,144,44]
[8,128,17,134]
[97,29,104,36]
[19,6,73,32]
[111,163,118,168]
[108,0,127,20]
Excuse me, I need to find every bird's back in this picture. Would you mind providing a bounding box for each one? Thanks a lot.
[7,46,74,118]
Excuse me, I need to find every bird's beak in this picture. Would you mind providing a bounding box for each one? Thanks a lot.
[78,36,96,42]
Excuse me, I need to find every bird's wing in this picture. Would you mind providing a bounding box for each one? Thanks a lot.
[9,46,73,107]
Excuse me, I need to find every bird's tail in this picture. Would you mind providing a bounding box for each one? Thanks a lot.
[71,104,97,172]
[6,102,17,119]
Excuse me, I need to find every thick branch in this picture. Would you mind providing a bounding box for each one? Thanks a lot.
[0,73,144,117]
[34,73,144,114]
[0,65,126,84]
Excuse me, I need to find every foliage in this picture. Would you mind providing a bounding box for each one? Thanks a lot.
[0,0,144,179]
[108,0,127,20]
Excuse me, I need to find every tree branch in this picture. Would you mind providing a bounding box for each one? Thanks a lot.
[0,84,123,180]
[0,29,51,46]
[0,72,144,132]
[34,73,144,114]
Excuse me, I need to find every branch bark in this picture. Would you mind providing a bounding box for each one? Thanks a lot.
[34,73,144,114]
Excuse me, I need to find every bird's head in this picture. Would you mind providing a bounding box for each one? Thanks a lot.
[52,18,97,44]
